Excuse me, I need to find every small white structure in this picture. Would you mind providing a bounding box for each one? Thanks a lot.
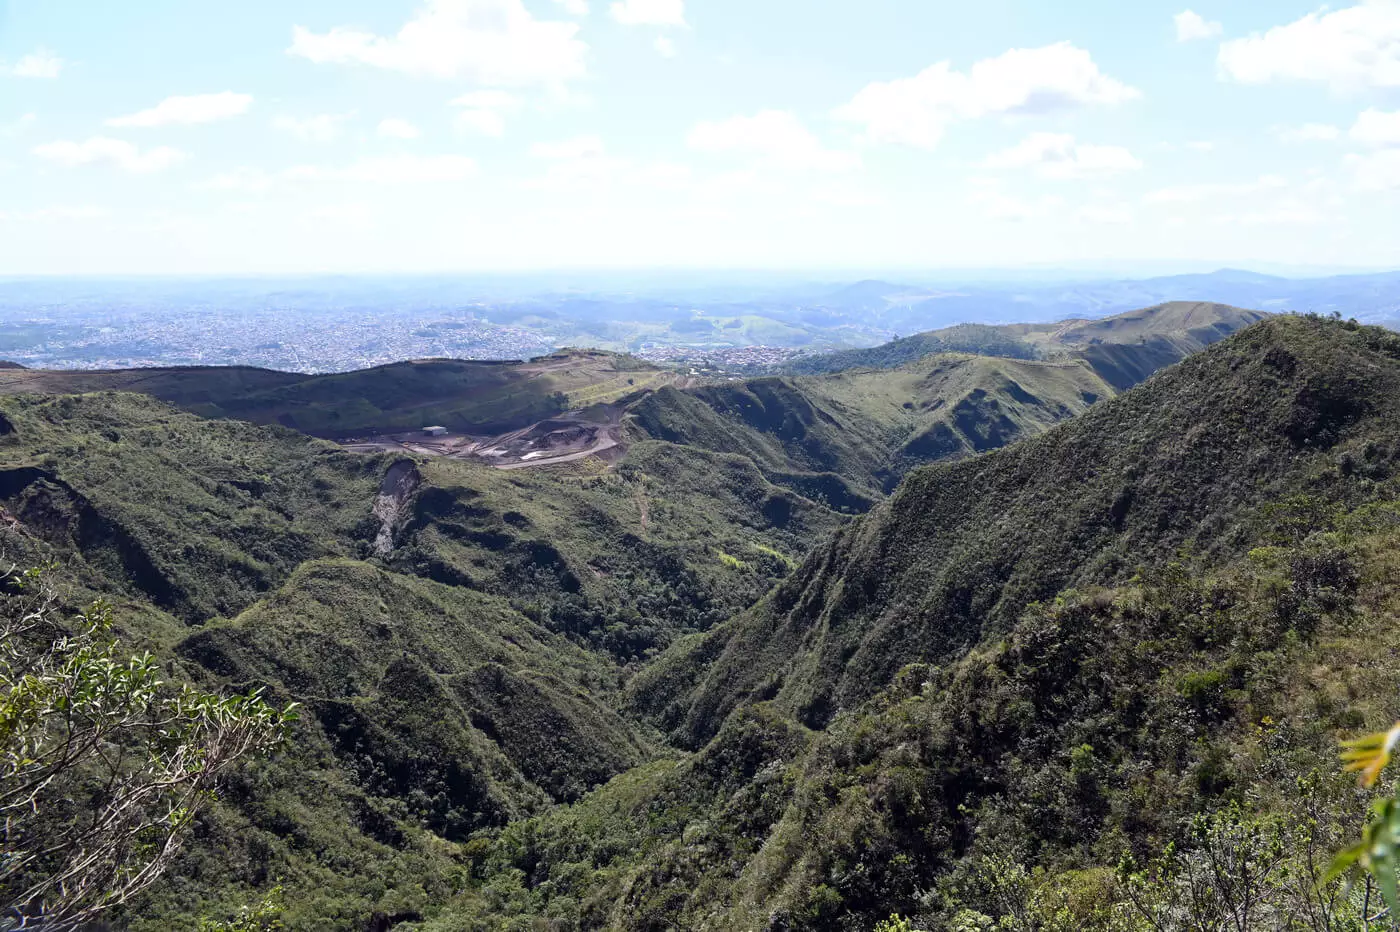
[423,426,449,437]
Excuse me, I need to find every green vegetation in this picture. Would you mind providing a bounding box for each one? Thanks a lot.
[10,311,1400,931]
[0,378,853,927]
[639,315,1399,747]
[1329,721,1400,920]
[0,391,392,623]
[0,562,292,928]
[442,322,1400,925]
[626,355,1109,496]
[416,315,1400,929]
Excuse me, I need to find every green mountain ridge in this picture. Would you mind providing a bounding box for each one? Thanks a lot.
[432,315,1400,930]
[627,302,1262,495]
[634,314,1400,747]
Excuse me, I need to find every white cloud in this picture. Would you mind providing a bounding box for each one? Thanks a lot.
[1231,204,1328,226]
[1348,148,1400,188]
[33,137,186,173]
[609,0,686,27]
[306,203,374,230]
[1184,140,1215,152]
[655,36,677,58]
[107,92,253,128]
[525,135,689,191]
[1175,10,1223,42]
[451,90,520,109]
[204,155,472,191]
[286,154,478,184]
[966,179,1066,221]
[530,135,607,160]
[833,43,1140,150]
[1144,174,1287,204]
[1351,108,1400,145]
[378,118,422,140]
[30,205,108,220]
[273,113,353,142]
[526,135,629,188]
[0,205,107,223]
[6,49,64,79]
[806,184,879,207]
[450,90,521,136]
[456,109,508,136]
[554,0,589,14]
[1219,1,1400,90]
[688,110,859,171]
[1078,205,1132,224]
[199,168,276,193]
[982,132,1142,179]
[1,113,37,137]
[1276,123,1342,142]
[289,0,587,86]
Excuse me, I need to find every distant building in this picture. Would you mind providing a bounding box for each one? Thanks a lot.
[423,426,448,437]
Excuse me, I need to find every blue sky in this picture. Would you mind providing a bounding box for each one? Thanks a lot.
[2,0,1400,274]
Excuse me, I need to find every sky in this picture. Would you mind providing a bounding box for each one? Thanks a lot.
[2,0,1400,275]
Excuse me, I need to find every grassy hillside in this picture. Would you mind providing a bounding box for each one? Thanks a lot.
[0,349,675,437]
[628,304,1262,498]
[390,441,849,660]
[628,353,1117,493]
[431,315,1400,930]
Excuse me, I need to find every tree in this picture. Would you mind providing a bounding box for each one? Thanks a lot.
[196,885,285,932]
[1120,807,1288,932]
[1,558,295,929]
[1329,722,1400,928]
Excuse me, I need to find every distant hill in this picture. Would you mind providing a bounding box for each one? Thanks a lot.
[867,268,1400,332]
[628,303,1267,497]
[628,353,1114,495]
[0,349,677,437]
[784,323,1040,374]
[786,301,1267,375]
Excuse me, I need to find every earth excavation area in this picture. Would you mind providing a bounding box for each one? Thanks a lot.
[339,405,628,470]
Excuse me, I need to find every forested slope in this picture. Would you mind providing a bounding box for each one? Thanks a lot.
[0,390,848,927]
[638,315,1400,746]
[428,315,1400,930]
[9,312,1393,932]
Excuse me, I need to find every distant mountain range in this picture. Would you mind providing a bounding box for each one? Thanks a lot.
[0,269,1395,373]
[803,268,1400,334]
